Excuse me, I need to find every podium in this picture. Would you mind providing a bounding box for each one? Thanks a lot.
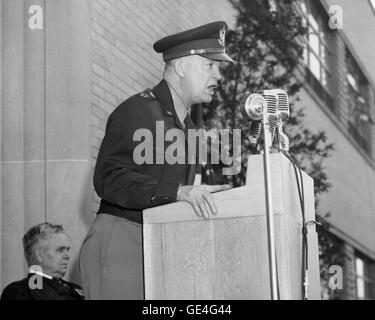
[142,153,321,299]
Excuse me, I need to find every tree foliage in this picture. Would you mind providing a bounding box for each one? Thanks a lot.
[202,0,340,299]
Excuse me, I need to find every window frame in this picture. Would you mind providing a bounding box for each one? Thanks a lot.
[345,48,372,156]
[355,253,374,300]
[298,0,333,90]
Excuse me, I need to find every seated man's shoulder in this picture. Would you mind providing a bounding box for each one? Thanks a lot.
[62,279,82,291]
[60,279,85,300]
[1,277,31,300]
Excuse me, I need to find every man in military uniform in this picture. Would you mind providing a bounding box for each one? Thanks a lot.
[79,21,234,300]
[1,222,84,300]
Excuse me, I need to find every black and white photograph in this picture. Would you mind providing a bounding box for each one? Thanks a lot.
[0,0,375,309]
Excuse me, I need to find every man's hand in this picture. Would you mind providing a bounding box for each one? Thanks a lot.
[176,184,231,219]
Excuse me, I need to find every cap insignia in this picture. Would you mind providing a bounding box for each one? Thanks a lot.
[218,27,226,47]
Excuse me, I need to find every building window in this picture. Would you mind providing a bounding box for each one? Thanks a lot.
[346,49,372,156]
[299,0,335,111]
[355,253,374,299]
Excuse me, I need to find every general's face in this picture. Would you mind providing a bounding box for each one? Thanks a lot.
[183,55,223,105]
[38,233,71,278]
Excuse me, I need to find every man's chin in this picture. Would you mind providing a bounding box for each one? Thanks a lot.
[57,268,67,278]
[200,96,213,104]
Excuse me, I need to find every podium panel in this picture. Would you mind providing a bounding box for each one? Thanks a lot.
[143,153,321,299]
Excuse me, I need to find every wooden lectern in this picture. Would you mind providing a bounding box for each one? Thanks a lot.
[142,153,321,299]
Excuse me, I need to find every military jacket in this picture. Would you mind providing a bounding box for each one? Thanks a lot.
[94,80,198,223]
[1,274,84,300]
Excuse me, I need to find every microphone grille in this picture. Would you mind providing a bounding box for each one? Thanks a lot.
[249,121,262,145]
[269,119,277,143]
[274,89,289,120]
[260,90,277,117]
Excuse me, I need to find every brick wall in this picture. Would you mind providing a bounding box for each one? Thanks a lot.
[89,0,235,213]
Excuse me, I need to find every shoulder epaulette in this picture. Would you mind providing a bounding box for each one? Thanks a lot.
[139,89,157,100]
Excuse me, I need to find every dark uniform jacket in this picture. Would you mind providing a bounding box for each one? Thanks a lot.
[1,274,84,300]
[94,80,198,223]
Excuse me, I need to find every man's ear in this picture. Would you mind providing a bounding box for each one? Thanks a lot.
[34,246,44,264]
[173,58,185,78]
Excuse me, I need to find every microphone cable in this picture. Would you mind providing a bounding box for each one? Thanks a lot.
[273,136,310,300]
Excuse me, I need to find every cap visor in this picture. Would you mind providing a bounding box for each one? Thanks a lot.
[200,52,234,63]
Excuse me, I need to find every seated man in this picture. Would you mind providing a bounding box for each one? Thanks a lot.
[1,222,84,300]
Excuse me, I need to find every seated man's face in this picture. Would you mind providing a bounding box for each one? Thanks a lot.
[38,233,71,278]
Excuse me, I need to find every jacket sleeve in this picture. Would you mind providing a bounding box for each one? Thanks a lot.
[93,99,180,210]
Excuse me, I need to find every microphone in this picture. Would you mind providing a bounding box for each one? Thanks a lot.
[273,89,289,121]
[272,89,290,151]
[249,121,262,145]
[240,90,289,149]
[240,93,266,146]
[240,93,265,121]
[260,90,278,119]
[259,90,278,143]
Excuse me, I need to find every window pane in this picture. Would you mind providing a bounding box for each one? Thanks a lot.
[356,258,364,276]
[309,31,320,55]
[357,277,365,299]
[309,52,321,80]
[308,13,319,31]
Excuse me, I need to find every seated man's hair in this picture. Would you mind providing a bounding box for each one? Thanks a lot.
[23,222,64,266]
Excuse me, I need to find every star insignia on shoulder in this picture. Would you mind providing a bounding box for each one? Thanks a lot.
[140,92,149,99]
[140,90,156,100]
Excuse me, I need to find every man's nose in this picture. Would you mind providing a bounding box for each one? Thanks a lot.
[212,64,222,81]
[63,250,70,259]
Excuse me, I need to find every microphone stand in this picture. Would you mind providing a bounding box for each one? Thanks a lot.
[261,108,279,300]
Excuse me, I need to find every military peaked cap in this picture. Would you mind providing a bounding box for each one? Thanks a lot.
[153,21,234,63]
